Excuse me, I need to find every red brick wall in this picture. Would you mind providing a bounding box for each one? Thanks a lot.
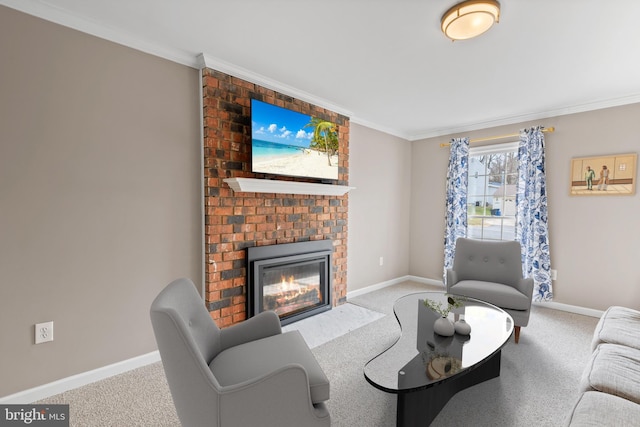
[202,68,349,327]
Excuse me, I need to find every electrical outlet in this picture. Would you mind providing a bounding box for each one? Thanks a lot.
[551,269,558,281]
[35,321,54,344]
[379,256,384,266]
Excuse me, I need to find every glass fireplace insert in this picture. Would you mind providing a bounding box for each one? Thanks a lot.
[247,240,333,325]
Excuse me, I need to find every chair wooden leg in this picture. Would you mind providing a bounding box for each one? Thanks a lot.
[514,326,521,344]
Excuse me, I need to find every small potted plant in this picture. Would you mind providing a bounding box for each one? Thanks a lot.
[423,295,468,336]
[423,295,464,317]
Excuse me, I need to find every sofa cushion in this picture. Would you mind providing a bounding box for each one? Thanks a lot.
[580,343,640,405]
[210,330,330,404]
[591,306,640,351]
[566,391,640,426]
[449,280,530,311]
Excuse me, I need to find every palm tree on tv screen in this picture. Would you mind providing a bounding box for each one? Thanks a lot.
[305,117,338,166]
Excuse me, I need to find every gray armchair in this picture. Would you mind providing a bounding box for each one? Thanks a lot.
[446,238,534,343]
[150,278,330,426]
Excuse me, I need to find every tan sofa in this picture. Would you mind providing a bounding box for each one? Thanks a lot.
[566,306,640,426]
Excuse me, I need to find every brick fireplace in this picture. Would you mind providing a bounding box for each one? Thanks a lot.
[202,67,349,328]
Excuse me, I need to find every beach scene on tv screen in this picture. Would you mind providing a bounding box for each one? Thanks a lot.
[251,99,339,180]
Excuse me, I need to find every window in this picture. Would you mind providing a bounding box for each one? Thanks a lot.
[467,142,518,241]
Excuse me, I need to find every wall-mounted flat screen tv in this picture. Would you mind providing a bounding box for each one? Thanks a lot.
[251,99,339,181]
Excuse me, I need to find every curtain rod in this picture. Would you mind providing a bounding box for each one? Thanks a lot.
[439,127,555,148]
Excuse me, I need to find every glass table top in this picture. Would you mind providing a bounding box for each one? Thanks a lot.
[364,292,513,393]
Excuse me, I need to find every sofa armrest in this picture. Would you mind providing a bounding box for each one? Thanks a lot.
[516,277,534,300]
[446,269,458,292]
[220,310,282,351]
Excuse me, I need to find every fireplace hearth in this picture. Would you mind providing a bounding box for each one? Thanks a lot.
[247,240,333,325]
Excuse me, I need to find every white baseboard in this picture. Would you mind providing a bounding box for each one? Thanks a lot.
[405,275,446,288]
[347,275,603,320]
[346,275,444,299]
[2,277,602,404]
[533,301,603,318]
[346,276,405,299]
[0,351,160,404]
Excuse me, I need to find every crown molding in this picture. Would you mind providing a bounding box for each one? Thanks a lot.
[198,53,353,119]
[409,93,640,141]
[5,1,640,142]
[0,0,201,68]
[205,53,409,141]
[349,116,411,141]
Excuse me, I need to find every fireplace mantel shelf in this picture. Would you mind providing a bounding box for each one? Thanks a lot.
[224,177,355,196]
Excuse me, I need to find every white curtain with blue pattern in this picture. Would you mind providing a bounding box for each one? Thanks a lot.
[443,137,469,283]
[516,126,553,301]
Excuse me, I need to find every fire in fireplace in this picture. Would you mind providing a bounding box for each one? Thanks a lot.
[247,240,333,325]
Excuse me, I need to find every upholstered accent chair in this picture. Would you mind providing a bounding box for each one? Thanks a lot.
[150,278,330,427]
[446,238,534,343]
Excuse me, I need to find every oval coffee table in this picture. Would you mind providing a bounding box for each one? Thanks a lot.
[364,292,513,426]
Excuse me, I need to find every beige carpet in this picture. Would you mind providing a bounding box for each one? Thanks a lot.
[38,361,179,426]
[37,281,599,426]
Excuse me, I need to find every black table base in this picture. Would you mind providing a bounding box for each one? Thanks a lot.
[396,350,502,427]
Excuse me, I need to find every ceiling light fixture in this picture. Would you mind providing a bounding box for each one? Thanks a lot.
[441,0,500,41]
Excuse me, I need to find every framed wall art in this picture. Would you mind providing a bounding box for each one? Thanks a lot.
[570,153,637,196]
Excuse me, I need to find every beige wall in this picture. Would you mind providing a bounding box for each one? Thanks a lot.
[0,6,202,397]
[3,2,640,400]
[348,123,412,291]
[409,103,640,311]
